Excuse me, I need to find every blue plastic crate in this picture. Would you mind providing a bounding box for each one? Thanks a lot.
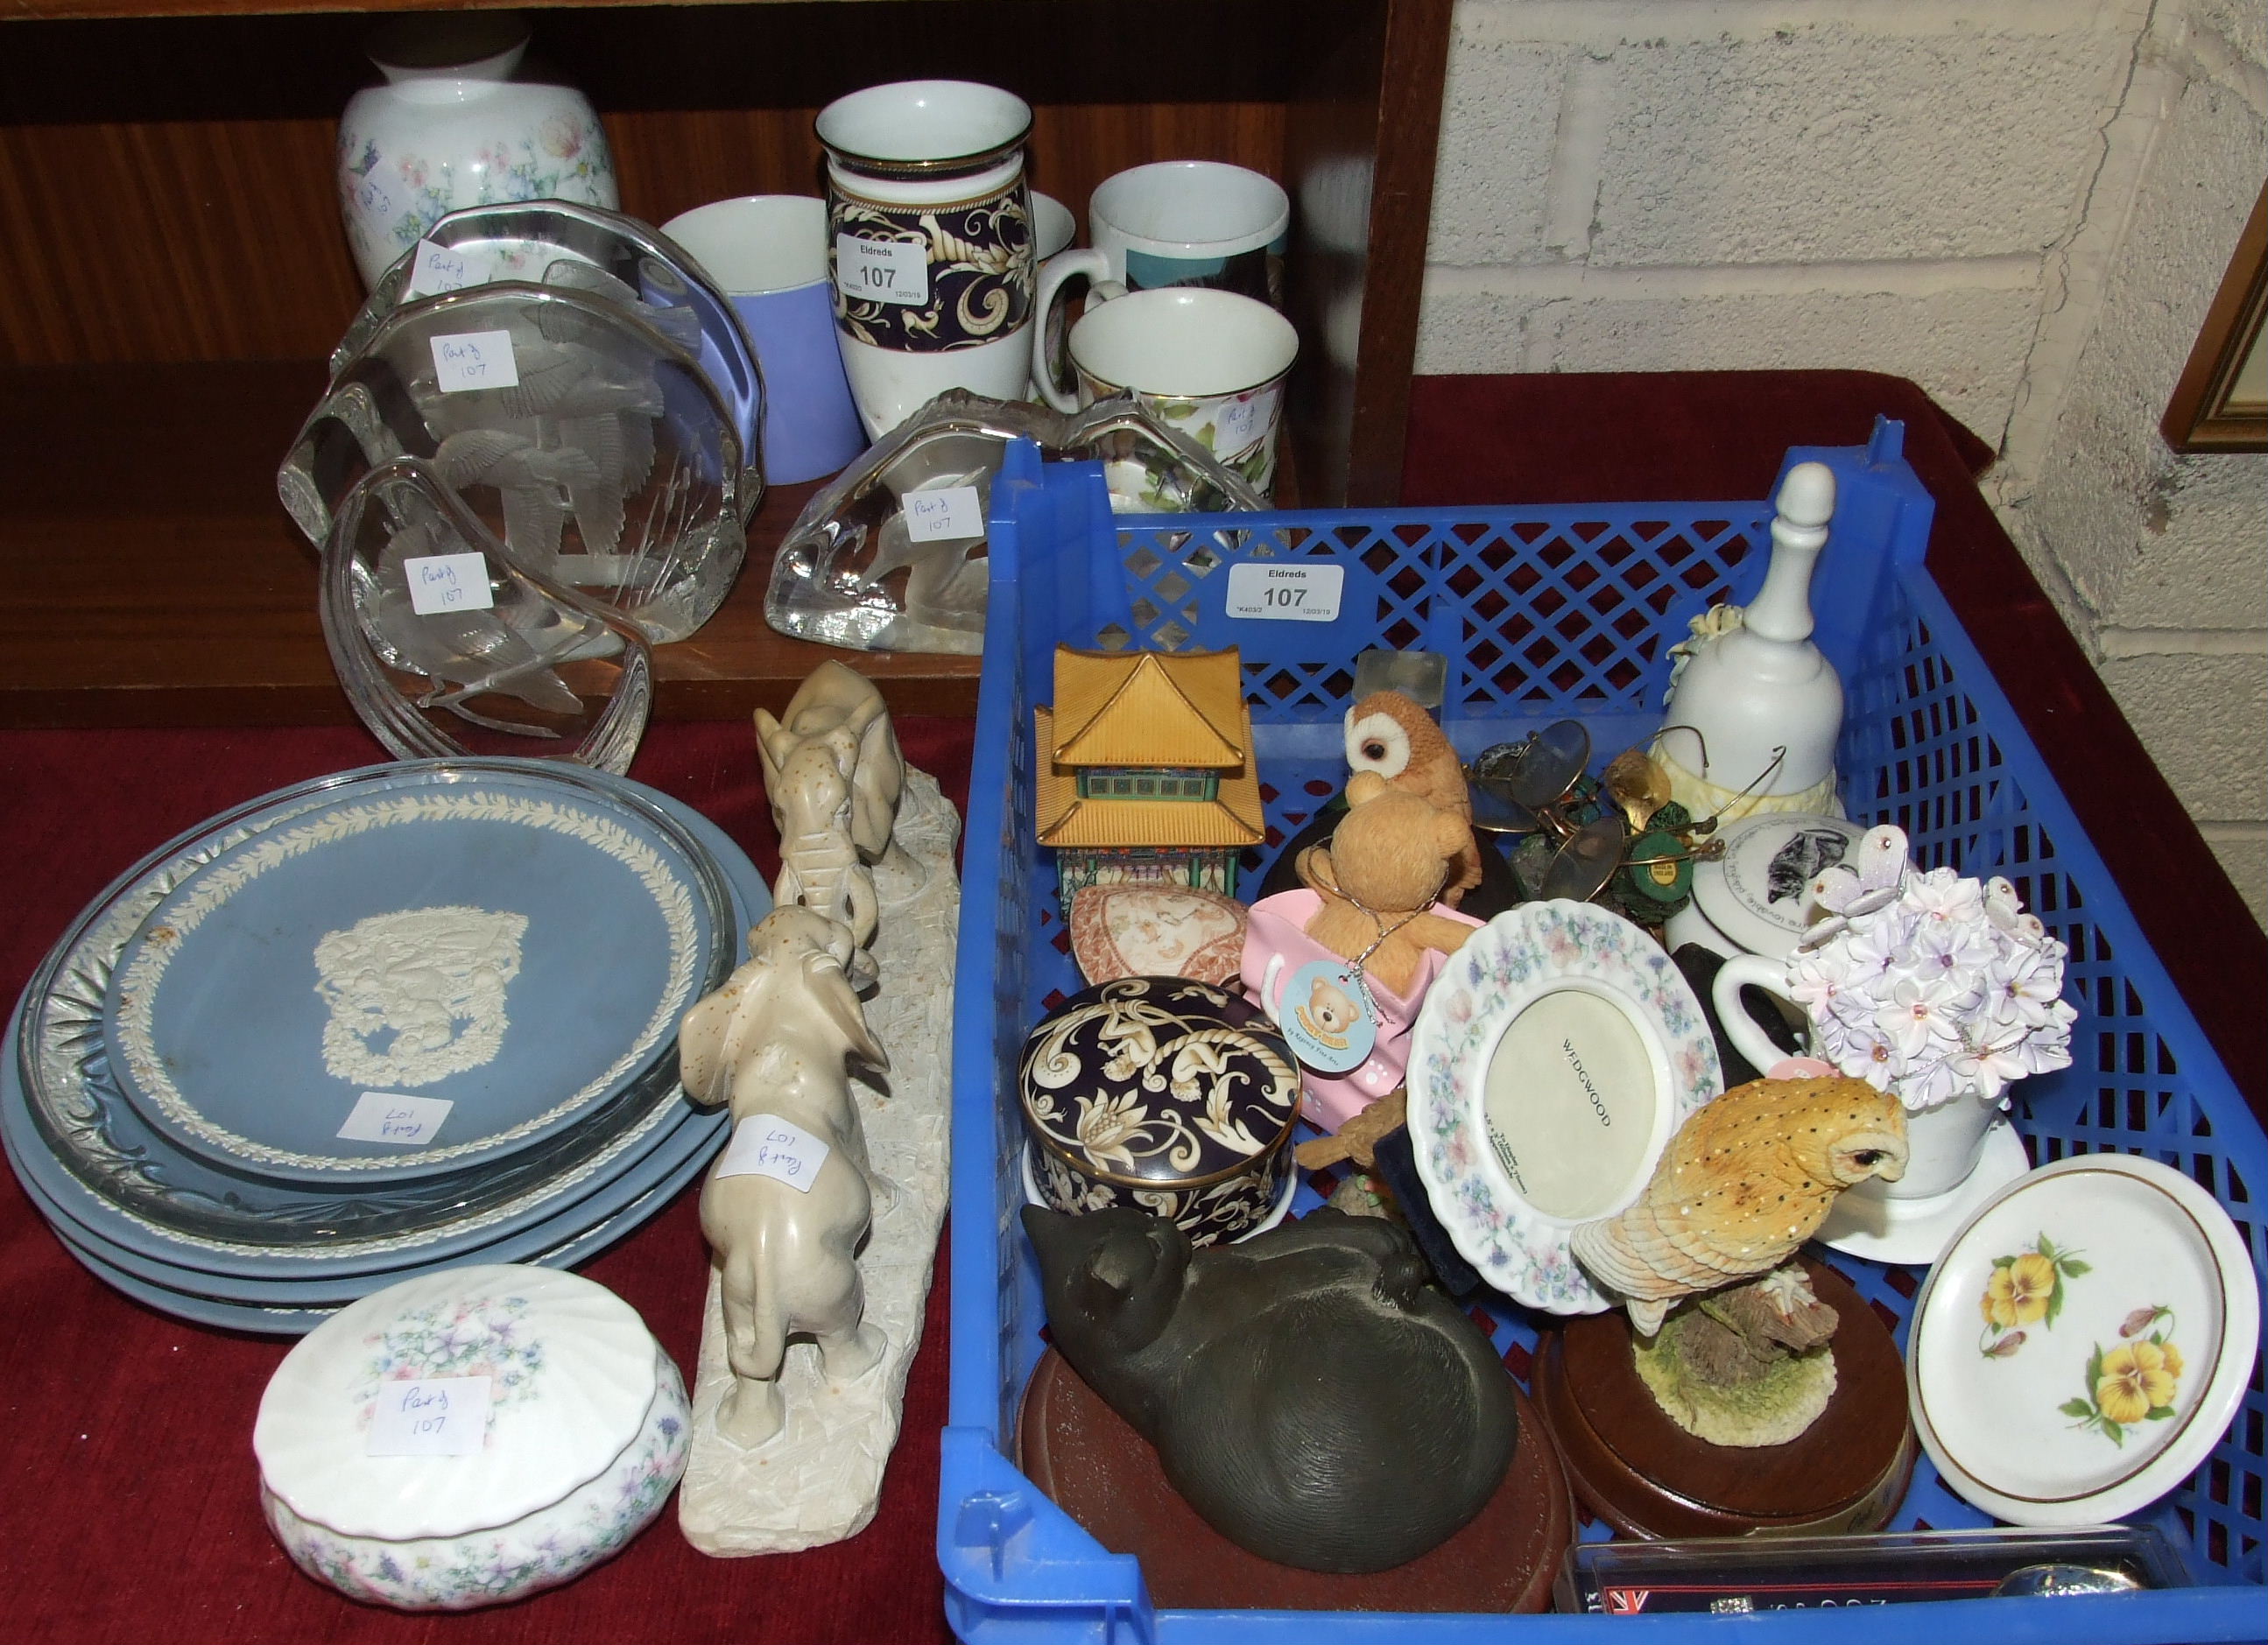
[940,422,2268,1644]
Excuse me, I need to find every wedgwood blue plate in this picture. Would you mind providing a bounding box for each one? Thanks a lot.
[27,1131,719,1336]
[100,764,726,1187]
[8,1055,722,1311]
[6,763,764,1287]
[11,779,757,1304]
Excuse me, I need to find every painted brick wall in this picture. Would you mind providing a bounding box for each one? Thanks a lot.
[1418,0,2268,924]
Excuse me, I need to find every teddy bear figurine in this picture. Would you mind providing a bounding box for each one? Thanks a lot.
[1297,771,1479,997]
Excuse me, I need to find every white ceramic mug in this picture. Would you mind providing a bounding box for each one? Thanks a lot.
[1710,953,1998,1199]
[1032,191,1075,262]
[816,80,1036,439]
[1050,286,1298,504]
[660,196,868,485]
[1032,161,1289,403]
[1026,191,1077,400]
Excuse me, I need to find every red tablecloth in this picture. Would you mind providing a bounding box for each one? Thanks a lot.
[0,721,969,1645]
[3,370,2257,1645]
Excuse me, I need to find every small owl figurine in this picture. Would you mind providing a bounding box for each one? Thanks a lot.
[1343,690,1481,904]
[1570,1076,1908,1336]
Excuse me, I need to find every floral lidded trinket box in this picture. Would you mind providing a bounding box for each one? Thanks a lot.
[1019,977,1301,1247]
[253,1264,688,1610]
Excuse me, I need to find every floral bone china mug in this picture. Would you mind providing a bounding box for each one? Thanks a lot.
[816,79,1036,439]
[1032,161,1289,400]
[1040,285,1299,504]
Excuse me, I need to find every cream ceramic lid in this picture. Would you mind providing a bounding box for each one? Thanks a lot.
[1691,812,1861,959]
[254,1265,662,1540]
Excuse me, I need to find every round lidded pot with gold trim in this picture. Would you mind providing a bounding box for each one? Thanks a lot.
[1019,976,1300,1247]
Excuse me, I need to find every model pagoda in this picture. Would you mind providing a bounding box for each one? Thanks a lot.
[1035,645,1264,913]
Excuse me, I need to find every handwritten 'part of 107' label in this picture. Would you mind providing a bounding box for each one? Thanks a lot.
[405,239,495,299]
[338,1091,454,1147]
[903,486,985,544]
[429,330,519,393]
[401,552,495,616]
[715,1114,832,1192]
[366,1375,493,1457]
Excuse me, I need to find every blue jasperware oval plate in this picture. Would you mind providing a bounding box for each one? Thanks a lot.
[100,764,729,1186]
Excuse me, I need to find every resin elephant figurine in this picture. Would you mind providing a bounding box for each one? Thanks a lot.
[756,658,910,873]
[680,906,891,1449]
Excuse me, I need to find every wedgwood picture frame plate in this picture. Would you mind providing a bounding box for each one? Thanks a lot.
[100,764,725,1186]
[1905,1153,2258,1527]
[1407,899,1722,1313]
[4,762,762,1288]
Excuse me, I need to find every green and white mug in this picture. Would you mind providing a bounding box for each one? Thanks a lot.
[1049,285,1299,506]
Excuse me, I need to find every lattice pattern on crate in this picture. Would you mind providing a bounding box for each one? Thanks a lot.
[1841,576,2267,1581]
[990,662,1043,1447]
[1108,510,1768,720]
[1433,514,1765,713]
[993,531,2265,1587]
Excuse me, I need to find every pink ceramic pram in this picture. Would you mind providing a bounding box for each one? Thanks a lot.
[1240,889,1483,1133]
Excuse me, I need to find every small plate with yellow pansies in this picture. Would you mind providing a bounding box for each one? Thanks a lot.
[1906,1153,2257,1526]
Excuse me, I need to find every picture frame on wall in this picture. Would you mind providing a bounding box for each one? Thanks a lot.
[2161,184,2266,454]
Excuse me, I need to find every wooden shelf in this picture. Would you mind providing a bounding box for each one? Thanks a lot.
[4,0,794,19]
[0,0,1448,720]
[0,361,984,725]
[0,0,1449,505]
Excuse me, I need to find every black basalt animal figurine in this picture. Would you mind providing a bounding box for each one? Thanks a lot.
[1020,1203,1518,1574]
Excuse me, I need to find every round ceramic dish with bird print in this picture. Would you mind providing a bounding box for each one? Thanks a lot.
[1405,899,1722,1313]
[1906,1152,2257,1526]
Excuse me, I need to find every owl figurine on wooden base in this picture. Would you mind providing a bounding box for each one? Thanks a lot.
[1569,1075,1908,1446]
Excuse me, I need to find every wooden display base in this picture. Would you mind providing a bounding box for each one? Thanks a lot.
[1534,1260,1915,1540]
[1016,1346,1571,1613]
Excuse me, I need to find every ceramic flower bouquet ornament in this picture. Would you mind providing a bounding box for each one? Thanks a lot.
[1786,823,2076,1197]
[1712,822,2075,1200]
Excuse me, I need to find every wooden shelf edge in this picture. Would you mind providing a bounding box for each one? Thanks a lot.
[2,0,819,22]
[0,663,983,730]
[0,360,995,728]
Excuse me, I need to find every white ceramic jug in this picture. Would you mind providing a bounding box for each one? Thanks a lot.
[336,16,618,291]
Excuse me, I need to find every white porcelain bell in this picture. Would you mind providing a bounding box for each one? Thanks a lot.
[1657,461,1843,820]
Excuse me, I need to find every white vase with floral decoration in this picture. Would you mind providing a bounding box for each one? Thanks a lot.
[335,14,617,291]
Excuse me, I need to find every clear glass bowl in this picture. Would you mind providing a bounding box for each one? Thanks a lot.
[282,281,750,644]
[320,455,652,772]
[331,200,766,483]
[766,391,1263,654]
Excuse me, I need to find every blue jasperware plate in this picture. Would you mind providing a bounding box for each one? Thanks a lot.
[5,763,763,1288]
[100,764,726,1187]
[25,1128,718,1335]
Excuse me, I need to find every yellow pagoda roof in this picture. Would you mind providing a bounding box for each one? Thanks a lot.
[1034,707,1265,849]
[1049,647,1249,769]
